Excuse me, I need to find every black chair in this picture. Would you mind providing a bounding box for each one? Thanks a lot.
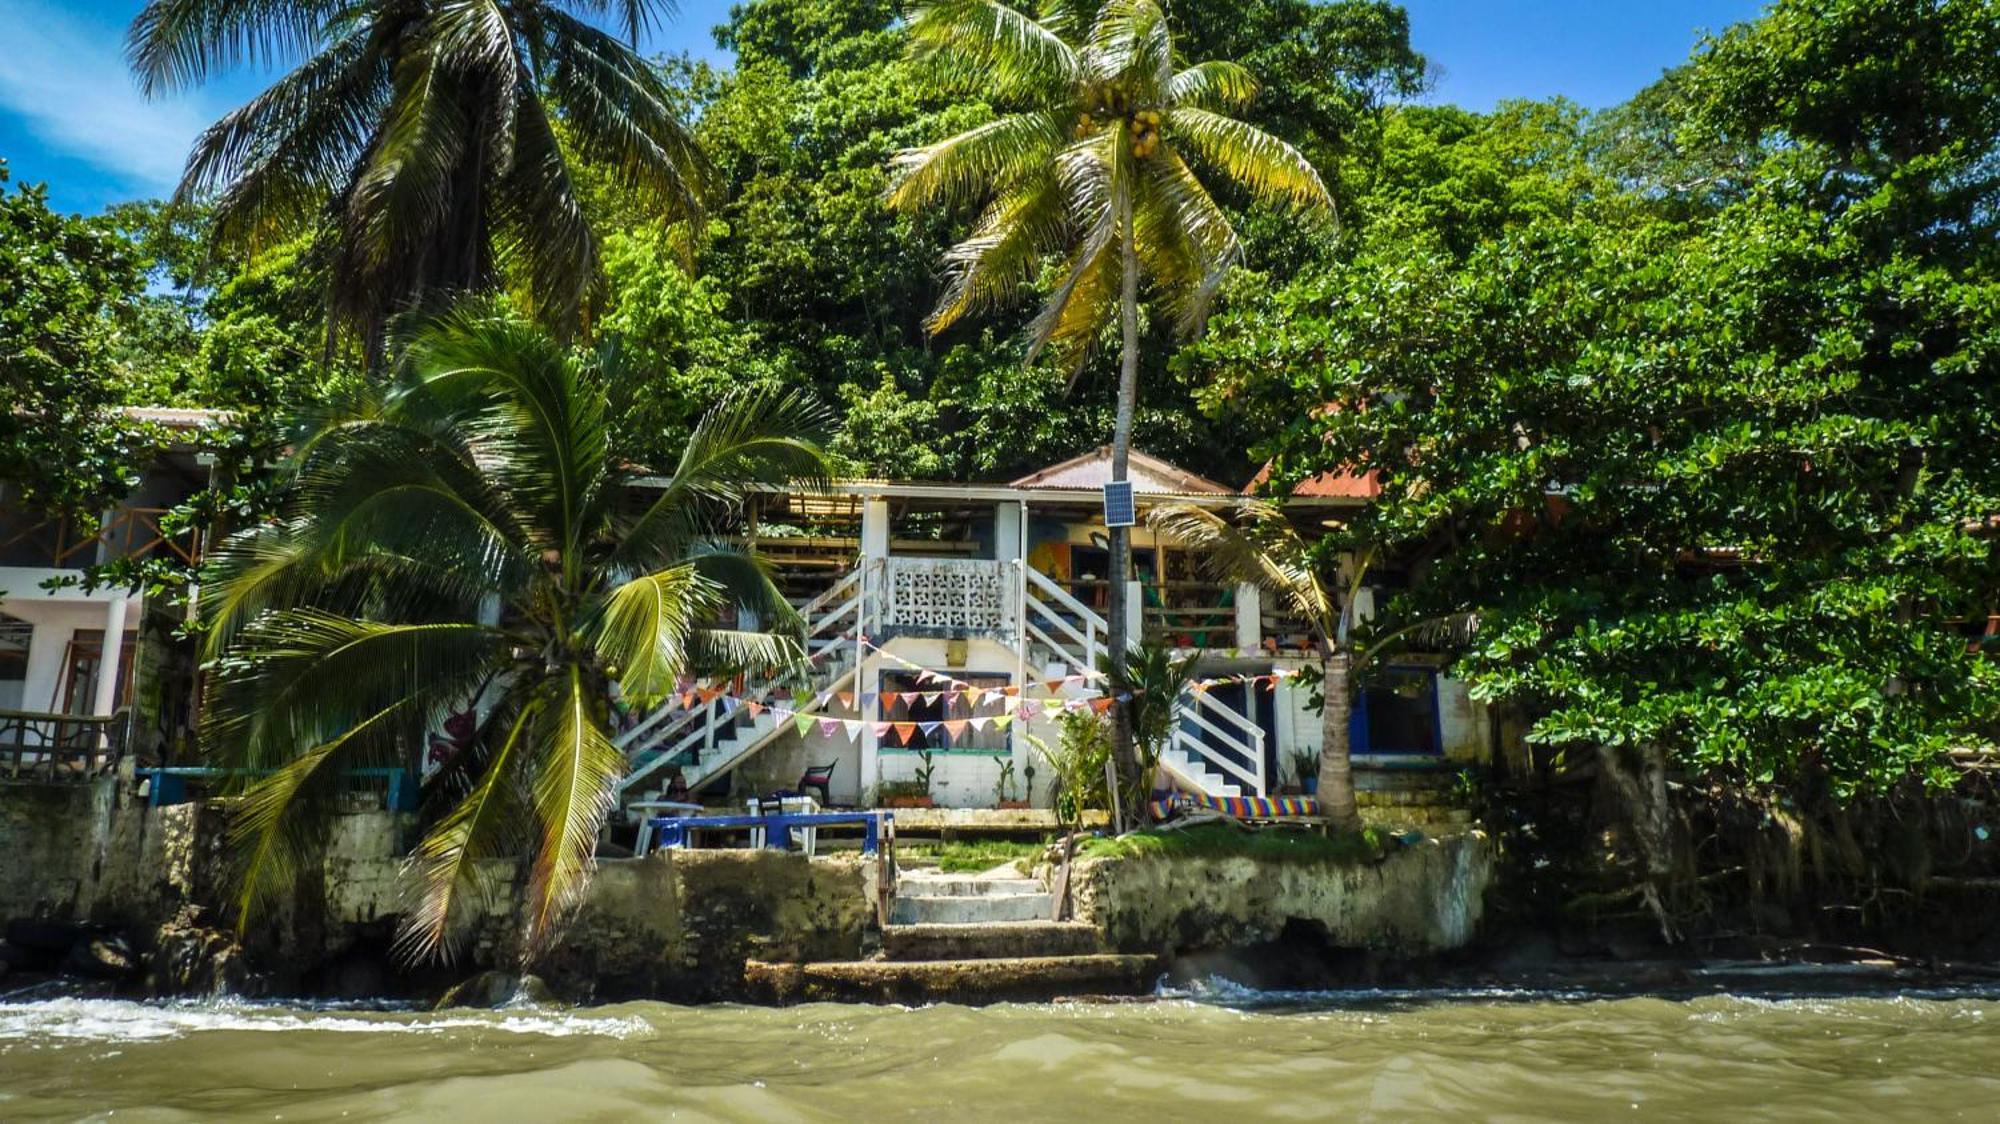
[797,761,836,806]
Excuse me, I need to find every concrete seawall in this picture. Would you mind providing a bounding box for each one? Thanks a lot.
[1074,833,1495,960]
[0,777,1492,1001]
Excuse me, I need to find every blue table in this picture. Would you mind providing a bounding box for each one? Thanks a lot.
[643,810,891,855]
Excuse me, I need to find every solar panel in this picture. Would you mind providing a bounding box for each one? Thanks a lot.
[1102,480,1136,528]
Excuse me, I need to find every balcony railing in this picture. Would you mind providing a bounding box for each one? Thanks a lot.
[0,709,127,781]
[876,557,1013,637]
[0,507,201,570]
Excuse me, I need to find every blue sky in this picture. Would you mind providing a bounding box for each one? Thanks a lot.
[0,0,1766,216]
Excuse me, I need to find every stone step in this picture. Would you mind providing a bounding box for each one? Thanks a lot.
[891,892,1052,925]
[745,954,1158,1005]
[883,921,1100,961]
[894,873,1043,898]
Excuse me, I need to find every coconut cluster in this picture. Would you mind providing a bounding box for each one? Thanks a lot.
[1128,109,1163,159]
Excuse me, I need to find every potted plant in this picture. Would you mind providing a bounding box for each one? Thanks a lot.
[993,755,1029,809]
[1292,750,1320,796]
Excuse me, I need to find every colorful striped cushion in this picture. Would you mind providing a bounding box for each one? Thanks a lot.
[1149,792,1321,819]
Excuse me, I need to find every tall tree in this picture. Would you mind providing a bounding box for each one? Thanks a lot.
[128,0,712,362]
[887,0,1332,795]
[1205,0,2000,931]
[199,301,830,962]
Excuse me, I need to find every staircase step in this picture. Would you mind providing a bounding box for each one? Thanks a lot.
[891,893,1052,925]
[883,921,1099,960]
[745,953,1157,1004]
[894,873,1042,898]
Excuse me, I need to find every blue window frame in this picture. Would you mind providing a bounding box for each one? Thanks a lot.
[1349,667,1444,755]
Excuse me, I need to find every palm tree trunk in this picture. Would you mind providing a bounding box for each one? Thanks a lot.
[1318,648,1361,833]
[1109,191,1142,819]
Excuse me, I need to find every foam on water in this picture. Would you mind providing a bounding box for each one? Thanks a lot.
[0,996,655,1042]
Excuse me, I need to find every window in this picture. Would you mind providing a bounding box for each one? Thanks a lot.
[0,615,28,712]
[1356,668,1441,755]
[879,671,1011,753]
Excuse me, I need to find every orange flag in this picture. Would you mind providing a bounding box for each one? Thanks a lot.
[892,722,918,746]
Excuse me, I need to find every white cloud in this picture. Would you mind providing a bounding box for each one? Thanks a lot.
[0,1,222,192]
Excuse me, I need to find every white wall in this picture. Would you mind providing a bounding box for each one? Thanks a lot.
[732,634,1096,808]
[0,569,138,716]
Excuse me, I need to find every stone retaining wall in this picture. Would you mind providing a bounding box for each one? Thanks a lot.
[1073,832,1494,958]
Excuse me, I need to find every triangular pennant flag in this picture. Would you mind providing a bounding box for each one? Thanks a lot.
[1090,697,1114,714]
[921,692,942,707]
[1044,678,1067,692]
[919,720,943,737]
[1018,700,1041,721]
[893,722,918,745]
[873,722,891,739]
[1001,685,1020,696]
[818,718,842,738]
[747,700,765,717]
[837,692,854,710]
[794,711,815,737]
[943,719,969,740]
[862,691,880,710]
[680,690,697,710]
[969,716,991,732]
[813,690,833,709]
[993,714,1012,732]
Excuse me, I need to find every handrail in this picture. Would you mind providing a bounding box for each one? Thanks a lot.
[618,564,866,795]
[0,709,127,781]
[1166,687,1267,796]
[1023,564,1107,670]
[0,507,201,569]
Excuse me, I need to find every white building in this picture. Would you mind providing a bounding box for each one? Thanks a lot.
[615,446,1501,814]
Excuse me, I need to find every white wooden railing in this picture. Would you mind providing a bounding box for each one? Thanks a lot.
[617,567,864,794]
[1166,686,1267,796]
[1021,563,1106,673]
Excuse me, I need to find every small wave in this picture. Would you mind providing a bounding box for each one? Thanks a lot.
[0,998,655,1043]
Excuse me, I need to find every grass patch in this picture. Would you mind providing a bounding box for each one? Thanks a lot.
[899,838,1050,874]
[1079,821,1387,865]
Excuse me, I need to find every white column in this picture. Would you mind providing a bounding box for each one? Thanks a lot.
[93,596,130,717]
[994,503,1022,564]
[1234,582,1262,654]
[860,498,891,560]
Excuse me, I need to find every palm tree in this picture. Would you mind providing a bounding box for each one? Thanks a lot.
[128,0,710,361]
[1148,500,1370,832]
[887,0,1331,778]
[199,300,829,963]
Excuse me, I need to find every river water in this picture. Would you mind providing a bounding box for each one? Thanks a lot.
[3,986,1998,1121]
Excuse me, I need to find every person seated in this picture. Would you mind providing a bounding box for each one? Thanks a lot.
[664,767,691,804]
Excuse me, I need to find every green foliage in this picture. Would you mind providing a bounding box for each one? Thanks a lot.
[901,837,1044,873]
[128,0,712,351]
[1106,643,1199,769]
[1027,709,1114,824]
[200,300,831,964]
[0,163,152,514]
[1081,820,1385,864]
[1195,0,2000,800]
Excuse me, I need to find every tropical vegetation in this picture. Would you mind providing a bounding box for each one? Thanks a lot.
[198,303,829,960]
[0,0,1992,945]
[127,0,712,361]
[888,0,1334,695]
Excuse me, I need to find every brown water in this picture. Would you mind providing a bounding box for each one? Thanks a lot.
[3,987,1998,1122]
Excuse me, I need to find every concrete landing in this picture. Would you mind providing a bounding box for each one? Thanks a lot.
[744,954,1159,1005]
[891,891,1053,924]
[884,921,1102,961]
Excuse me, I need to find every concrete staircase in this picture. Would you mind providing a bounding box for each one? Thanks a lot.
[745,865,1158,1004]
